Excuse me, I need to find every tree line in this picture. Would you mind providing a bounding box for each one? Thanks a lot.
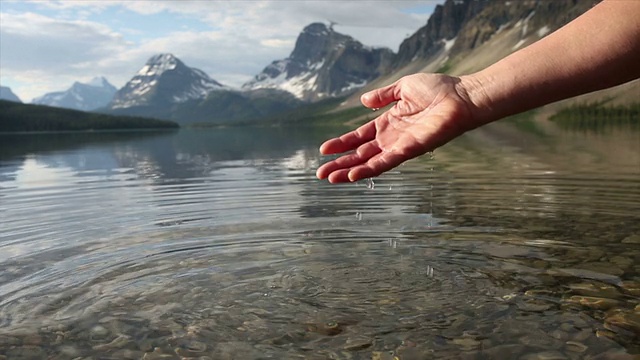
[0,100,179,132]
[550,102,639,130]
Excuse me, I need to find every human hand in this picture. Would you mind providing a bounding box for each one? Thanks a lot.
[316,73,478,183]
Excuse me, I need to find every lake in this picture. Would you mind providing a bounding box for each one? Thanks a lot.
[0,119,639,359]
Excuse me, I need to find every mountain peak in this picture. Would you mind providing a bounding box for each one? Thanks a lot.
[87,76,110,87]
[0,86,22,103]
[243,23,394,101]
[302,22,332,36]
[137,53,184,77]
[109,54,225,110]
[31,77,116,110]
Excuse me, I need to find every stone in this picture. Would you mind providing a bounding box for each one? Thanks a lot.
[371,351,396,360]
[565,296,621,310]
[564,341,587,353]
[621,234,640,244]
[450,337,481,350]
[5,346,47,360]
[604,310,640,335]
[90,325,109,339]
[519,350,568,360]
[343,337,372,351]
[620,281,640,297]
[566,282,621,298]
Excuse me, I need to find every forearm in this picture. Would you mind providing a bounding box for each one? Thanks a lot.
[460,0,640,126]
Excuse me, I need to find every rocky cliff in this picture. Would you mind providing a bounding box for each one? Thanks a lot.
[243,23,395,102]
[392,0,599,74]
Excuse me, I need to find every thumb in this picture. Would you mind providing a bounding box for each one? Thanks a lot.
[361,82,399,109]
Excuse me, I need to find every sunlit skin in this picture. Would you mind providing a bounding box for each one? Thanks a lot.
[316,74,475,183]
[316,0,640,184]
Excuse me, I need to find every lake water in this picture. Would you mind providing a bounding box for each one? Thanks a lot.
[0,119,639,359]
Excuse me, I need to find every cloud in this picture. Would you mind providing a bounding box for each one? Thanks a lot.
[0,1,435,102]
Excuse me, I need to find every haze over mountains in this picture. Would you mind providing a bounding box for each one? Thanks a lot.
[32,77,117,111]
[7,0,635,125]
[0,86,22,103]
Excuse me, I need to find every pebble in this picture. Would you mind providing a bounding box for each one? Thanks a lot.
[564,341,587,353]
[371,352,396,360]
[620,281,640,296]
[604,310,640,335]
[57,345,81,357]
[450,337,481,350]
[142,349,176,360]
[5,346,47,360]
[621,234,640,244]
[343,337,372,351]
[566,282,621,298]
[518,350,568,360]
[0,335,20,346]
[90,325,109,339]
[565,295,621,310]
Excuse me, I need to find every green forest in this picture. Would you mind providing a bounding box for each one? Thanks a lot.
[0,100,179,132]
[550,102,639,130]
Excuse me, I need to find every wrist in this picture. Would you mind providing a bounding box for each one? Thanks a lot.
[456,73,497,128]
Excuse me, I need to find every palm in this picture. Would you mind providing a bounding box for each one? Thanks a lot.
[316,73,473,183]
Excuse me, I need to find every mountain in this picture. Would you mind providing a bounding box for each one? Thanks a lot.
[335,0,610,111]
[243,23,395,102]
[32,77,117,111]
[104,53,302,125]
[0,86,22,103]
[109,53,226,110]
[392,0,599,74]
[392,0,486,69]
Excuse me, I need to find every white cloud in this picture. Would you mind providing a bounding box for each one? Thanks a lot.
[0,1,436,102]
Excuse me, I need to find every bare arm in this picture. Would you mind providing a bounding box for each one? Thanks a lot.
[317,0,640,183]
[461,0,640,127]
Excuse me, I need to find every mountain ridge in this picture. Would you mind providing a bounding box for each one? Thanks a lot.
[108,53,227,110]
[0,86,22,103]
[32,77,117,111]
[26,0,636,127]
[242,23,395,102]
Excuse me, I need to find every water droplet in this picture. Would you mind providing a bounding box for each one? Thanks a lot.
[365,178,375,190]
[426,265,434,277]
[372,108,379,112]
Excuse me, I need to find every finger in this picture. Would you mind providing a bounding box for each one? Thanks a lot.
[347,150,407,182]
[327,169,352,183]
[316,141,382,180]
[361,82,399,109]
[319,120,376,155]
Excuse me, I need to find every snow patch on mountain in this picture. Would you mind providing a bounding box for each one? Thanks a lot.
[242,23,394,102]
[443,37,457,52]
[110,53,227,109]
[32,77,116,111]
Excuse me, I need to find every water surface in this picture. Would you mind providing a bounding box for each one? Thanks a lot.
[1,121,639,359]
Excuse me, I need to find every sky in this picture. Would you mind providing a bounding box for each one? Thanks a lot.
[0,0,438,102]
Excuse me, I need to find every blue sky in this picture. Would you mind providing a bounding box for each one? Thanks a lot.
[0,1,437,102]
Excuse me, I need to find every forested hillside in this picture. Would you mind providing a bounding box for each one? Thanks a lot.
[0,100,178,132]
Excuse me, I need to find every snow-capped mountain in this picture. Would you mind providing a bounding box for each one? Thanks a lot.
[109,54,226,109]
[32,77,117,111]
[243,23,395,102]
[0,86,22,103]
